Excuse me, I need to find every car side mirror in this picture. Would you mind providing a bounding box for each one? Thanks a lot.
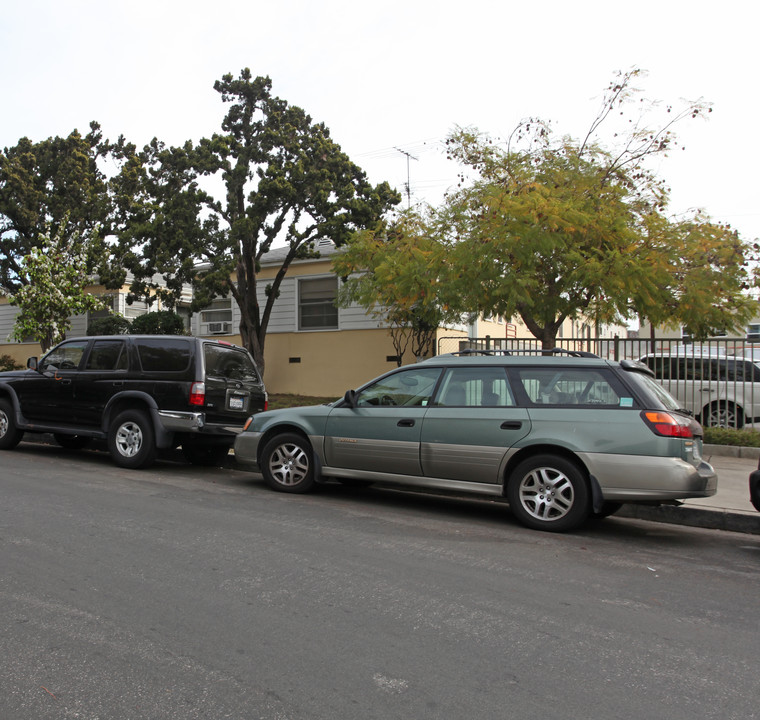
[343,389,357,408]
[27,357,38,371]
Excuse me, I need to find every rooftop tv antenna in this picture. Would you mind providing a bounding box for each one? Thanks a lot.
[394,147,418,209]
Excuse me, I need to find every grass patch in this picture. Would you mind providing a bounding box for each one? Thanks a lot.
[267,393,338,410]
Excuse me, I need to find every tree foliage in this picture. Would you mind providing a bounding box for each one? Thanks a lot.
[0,124,110,294]
[104,70,399,373]
[130,310,187,335]
[437,70,758,347]
[334,209,459,362]
[8,219,107,352]
[103,137,210,309]
[87,313,132,336]
[188,70,399,372]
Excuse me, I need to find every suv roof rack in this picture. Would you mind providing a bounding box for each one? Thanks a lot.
[449,347,600,359]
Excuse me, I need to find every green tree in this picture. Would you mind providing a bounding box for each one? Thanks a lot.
[334,209,458,363]
[104,71,398,374]
[0,124,110,293]
[103,136,209,310]
[441,70,757,348]
[633,211,758,339]
[188,70,399,372]
[8,219,107,352]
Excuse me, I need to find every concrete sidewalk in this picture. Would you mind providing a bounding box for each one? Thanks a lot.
[617,444,760,534]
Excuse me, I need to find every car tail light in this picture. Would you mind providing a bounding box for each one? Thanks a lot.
[641,411,694,438]
[189,382,206,406]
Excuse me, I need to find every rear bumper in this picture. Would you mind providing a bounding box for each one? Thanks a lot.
[579,452,718,502]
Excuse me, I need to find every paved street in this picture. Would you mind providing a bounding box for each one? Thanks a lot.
[2,441,760,720]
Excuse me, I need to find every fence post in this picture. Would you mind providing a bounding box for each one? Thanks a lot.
[613,335,619,361]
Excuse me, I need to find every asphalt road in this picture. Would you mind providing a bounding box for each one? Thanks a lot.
[2,441,759,720]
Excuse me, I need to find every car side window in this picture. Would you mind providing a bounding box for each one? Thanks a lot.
[39,341,88,371]
[434,367,515,407]
[356,367,442,407]
[512,368,629,407]
[85,340,128,371]
[137,339,192,372]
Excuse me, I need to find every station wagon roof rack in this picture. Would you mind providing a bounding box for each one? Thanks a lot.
[448,347,600,359]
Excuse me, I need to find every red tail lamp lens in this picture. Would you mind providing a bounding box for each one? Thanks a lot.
[641,411,694,438]
[189,381,206,406]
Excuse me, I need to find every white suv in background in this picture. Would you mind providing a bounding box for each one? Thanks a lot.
[640,351,760,428]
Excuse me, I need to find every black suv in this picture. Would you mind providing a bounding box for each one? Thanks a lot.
[0,335,267,469]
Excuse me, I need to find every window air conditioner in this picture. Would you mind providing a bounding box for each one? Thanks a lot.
[208,322,231,334]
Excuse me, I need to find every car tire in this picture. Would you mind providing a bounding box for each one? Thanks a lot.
[507,454,590,532]
[260,433,315,493]
[0,398,24,450]
[750,470,760,513]
[182,443,231,467]
[702,401,743,429]
[108,409,157,469]
[54,434,92,450]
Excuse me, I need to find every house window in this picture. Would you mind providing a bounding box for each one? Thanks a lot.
[200,299,233,335]
[299,277,338,330]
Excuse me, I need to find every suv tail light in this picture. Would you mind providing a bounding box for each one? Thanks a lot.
[640,411,695,438]
[189,382,206,406]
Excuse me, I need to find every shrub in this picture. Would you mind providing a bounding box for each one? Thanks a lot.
[87,314,132,336]
[703,426,760,448]
[130,311,187,335]
[0,354,23,371]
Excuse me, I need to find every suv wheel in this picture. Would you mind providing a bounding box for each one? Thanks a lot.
[260,433,315,493]
[702,401,743,429]
[507,454,590,532]
[108,409,157,469]
[0,398,24,450]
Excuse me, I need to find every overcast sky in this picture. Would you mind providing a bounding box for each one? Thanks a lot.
[2,0,758,242]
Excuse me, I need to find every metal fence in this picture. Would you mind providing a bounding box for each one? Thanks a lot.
[436,335,760,430]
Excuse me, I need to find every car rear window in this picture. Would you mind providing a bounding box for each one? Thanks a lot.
[136,338,192,372]
[204,344,260,382]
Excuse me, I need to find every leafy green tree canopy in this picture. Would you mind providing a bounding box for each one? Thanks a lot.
[441,69,758,347]
[8,218,107,352]
[190,70,400,371]
[105,70,400,373]
[334,209,461,362]
[0,123,110,294]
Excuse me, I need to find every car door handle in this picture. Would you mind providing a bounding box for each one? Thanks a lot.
[397,419,416,428]
[500,421,523,430]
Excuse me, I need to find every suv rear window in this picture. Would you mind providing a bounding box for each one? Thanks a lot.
[204,344,260,382]
[137,338,192,372]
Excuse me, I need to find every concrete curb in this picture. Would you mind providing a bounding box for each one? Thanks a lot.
[703,443,760,460]
[616,503,759,535]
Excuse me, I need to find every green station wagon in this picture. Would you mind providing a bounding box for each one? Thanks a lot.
[234,350,718,532]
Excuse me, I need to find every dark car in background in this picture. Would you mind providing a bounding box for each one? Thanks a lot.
[0,335,266,468]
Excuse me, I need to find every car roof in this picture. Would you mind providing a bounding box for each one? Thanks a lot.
[419,352,611,368]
